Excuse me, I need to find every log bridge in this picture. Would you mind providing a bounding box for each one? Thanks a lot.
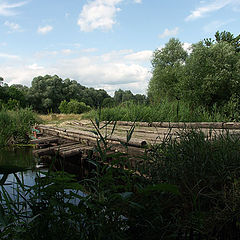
[31,120,240,173]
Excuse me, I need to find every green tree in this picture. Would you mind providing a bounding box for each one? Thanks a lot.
[205,31,240,52]
[102,97,115,108]
[59,100,68,114]
[59,99,91,114]
[114,89,124,104]
[28,75,65,113]
[148,38,188,102]
[180,40,240,107]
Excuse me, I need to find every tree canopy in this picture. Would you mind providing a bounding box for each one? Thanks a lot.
[148,31,240,109]
[148,38,188,102]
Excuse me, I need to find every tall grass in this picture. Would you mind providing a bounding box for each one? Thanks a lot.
[83,100,228,122]
[0,108,40,147]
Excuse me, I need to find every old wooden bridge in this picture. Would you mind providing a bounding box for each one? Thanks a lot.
[31,120,240,174]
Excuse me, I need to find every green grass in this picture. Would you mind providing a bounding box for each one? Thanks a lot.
[83,100,229,122]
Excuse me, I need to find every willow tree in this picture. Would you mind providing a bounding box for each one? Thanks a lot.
[148,38,188,102]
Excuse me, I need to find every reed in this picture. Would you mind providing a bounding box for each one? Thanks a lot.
[0,108,40,147]
[83,100,228,122]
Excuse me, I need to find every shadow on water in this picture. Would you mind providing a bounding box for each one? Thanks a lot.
[0,147,37,169]
[0,147,46,192]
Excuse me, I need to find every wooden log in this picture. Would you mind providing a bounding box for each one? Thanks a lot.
[59,146,92,158]
[38,125,149,148]
[59,148,82,158]
[33,142,77,156]
[54,144,88,153]
[30,136,59,144]
[33,147,55,157]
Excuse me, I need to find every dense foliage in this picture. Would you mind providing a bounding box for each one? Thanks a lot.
[0,108,40,147]
[59,99,91,114]
[0,75,146,114]
[148,31,240,119]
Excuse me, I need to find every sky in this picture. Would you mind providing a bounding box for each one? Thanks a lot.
[0,0,239,96]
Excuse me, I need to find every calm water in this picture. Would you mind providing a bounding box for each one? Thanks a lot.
[0,147,43,190]
[0,147,85,202]
[0,147,36,168]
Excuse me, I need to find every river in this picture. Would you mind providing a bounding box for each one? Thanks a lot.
[0,147,45,193]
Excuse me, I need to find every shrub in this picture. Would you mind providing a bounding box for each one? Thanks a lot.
[0,108,40,147]
[59,99,91,114]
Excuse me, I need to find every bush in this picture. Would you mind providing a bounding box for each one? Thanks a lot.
[59,99,91,114]
[0,108,40,147]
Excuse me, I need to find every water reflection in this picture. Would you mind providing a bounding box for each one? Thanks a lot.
[0,147,46,192]
[0,147,37,169]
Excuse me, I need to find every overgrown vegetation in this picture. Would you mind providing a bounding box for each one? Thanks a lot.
[1,122,240,239]
[0,108,40,147]
[59,99,91,114]
[83,100,229,122]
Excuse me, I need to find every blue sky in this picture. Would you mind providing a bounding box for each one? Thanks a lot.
[0,0,239,95]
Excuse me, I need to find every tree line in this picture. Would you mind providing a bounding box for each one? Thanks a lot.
[0,75,146,114]
[1,31,239,117]
[148,31,240,119]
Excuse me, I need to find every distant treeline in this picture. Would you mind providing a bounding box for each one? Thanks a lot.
[0,75,147,114]
[1,30,240,119]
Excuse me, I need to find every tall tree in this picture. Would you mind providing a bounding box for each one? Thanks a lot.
[148,38,188,102]
[204,31,240,52]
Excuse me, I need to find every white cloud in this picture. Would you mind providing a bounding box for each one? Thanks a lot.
[0,52,21,60]
[185,0,238,21]
[158,27,179,39]
[37,25,53,34]
[28,63,44,70]
[134,0,142,3]
[4,21,22,33]
[61,49,73,55]
[125,50,153,62]
[55,57,150,94]
[77,0,122,32]
[0,49,151,95]
[0,1,27,16]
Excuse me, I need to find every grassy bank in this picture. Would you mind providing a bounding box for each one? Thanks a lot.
[38,113,82,124]
[83,100,230,122]
[0,108,40,147]
[1,124,240,239]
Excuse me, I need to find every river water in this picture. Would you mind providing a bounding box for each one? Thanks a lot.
[0,147,85,203]
[0,147,44,192]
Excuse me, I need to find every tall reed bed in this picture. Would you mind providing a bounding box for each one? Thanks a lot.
[0,108,40,147]
[83,100,228,122]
